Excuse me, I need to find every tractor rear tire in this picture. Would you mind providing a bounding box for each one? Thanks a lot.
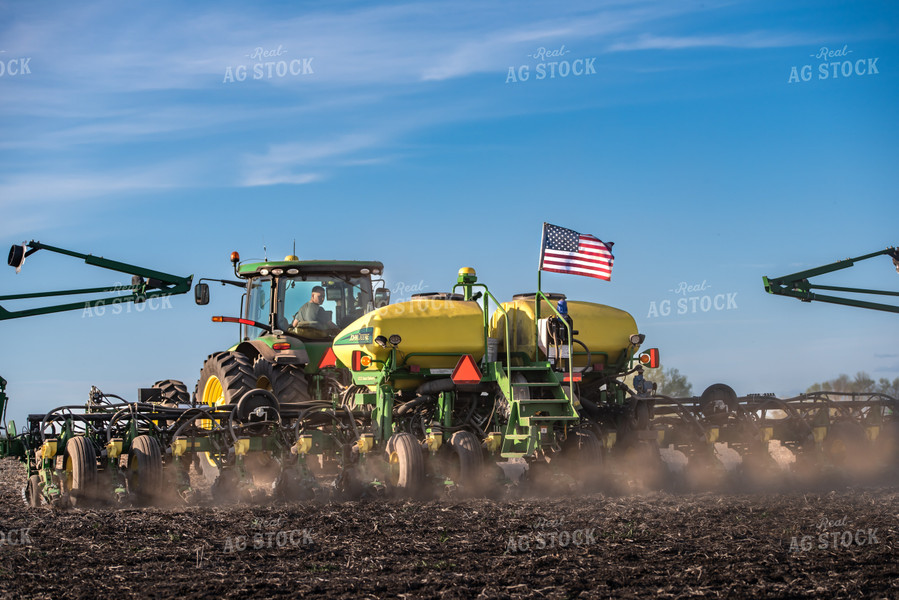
[25,474,43,508]
[195,352,257,483]
[195,352,257,406]
[253,359,312,404]
[153,379,190,405]
[386,433,425,496]
[66,436,98,507]
[127,435,163,505]
[447,431,484,492]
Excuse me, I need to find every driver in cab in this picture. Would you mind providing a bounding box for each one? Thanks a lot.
[291,286,338,332]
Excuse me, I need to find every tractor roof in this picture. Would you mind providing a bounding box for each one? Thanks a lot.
[237,259,384,278]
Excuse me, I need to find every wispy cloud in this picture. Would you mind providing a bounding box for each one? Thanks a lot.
[0,0,832,205]
[0,163,195,237]
[239,134,380,187]
[607,31,817,52]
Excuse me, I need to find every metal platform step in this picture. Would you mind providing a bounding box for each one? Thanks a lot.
[519,399,569,405]
[512,382,557,387]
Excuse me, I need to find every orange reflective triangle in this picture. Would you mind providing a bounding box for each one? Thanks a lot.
[451,354,482,384]
[318,347,338,369]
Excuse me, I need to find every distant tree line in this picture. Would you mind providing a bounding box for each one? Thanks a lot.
[645,364,693,397]
[806,372,899,397]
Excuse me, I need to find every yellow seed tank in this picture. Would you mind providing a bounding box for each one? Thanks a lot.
[332,295,486,385]
[490,293,638,369]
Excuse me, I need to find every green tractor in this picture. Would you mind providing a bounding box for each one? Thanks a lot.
[191,251,389,489]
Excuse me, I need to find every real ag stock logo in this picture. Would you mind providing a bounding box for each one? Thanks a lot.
[223,44,314,84]
[646,280,738,319]
[788,44,879,83]
[505,45,597,84]
[0,51,32,78]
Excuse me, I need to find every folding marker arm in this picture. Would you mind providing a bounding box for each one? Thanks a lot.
[0,240,193,320]
[763,247,899,314]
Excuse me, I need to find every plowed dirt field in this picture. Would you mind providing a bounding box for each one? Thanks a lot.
[0,458,896,599]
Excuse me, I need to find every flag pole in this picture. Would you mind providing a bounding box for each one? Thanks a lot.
[536,223,548,361]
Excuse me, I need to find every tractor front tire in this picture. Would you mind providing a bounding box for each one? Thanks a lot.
[153,379,190,406]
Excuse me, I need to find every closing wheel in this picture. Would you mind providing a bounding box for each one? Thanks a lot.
[562,430,604,489]
[875,421,899,464]
[386,433,425,495]
[447,431,485,491]
[194,351,257,482]
[25,474,43,508]
[127,435,163,504]
[823,421,868,466]
[65,436,98,507]
[210,469,240,503]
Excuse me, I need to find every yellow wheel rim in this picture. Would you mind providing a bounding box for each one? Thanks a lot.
[199,375,225,430]
[200,375,225,467]
[65,455,73,491]
[388,451,400,485]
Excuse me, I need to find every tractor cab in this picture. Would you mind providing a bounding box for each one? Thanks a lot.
[195,254,388,371]
[243,261,386,340]
[235,256,387,341]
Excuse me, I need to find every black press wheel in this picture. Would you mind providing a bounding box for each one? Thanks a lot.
[127,435,163,505]
[386,433,425,495]
[823,421,869,467]
[65,436,98,507]
[447,431,484,492]
[562,430,604,489]
[25,474,44,508]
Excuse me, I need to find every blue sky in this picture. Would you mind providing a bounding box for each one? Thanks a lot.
[1,0,897,426]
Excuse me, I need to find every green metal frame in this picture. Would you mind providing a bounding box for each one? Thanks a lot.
[0,240,193,320]
[763,247,899,313]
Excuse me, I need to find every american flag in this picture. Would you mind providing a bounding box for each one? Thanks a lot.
[539,223,614,281]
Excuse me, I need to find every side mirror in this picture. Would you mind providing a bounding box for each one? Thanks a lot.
[194,283,210,305]
[7,244,24,270]
[374,288,390,307]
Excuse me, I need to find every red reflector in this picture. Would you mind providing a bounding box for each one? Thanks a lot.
[451,355,482,385]
[272,342,290,350]
[563,373,582,382]
[410,365,420,373]
[641,348,660,369]
[211,316,257,327]
[352,350,363,371]
[318,347,338,369]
